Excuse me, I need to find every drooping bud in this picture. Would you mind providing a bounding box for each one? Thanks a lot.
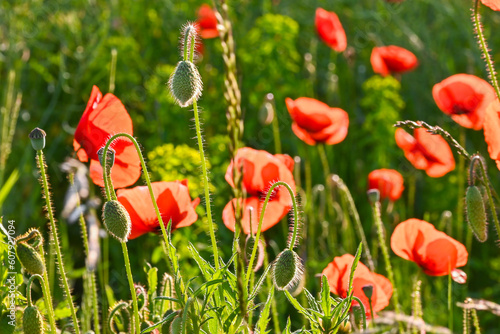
[23,306,45,334]
[273,249,303,290]
[362,284,374,299]
[367,189,380,204]
[29,128,46,151]
[97,147,115,173]
[102,200,132,242]
[245,235,265,272]
[169,60,203,107]
[465,186,488,242]
[16,242,45,275]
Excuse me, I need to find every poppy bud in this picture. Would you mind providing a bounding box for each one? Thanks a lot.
[367,189,380,204]
[273,249,303,290]
[362,284,374,299]
[169,315,182,334]
[23,306,45,334]
[97,147,115,173]
[16,242,45,275]
[102,200,132,242]
[466,186,488,242]
[169,60,203,107]
[29,127,46,151]
[244,235,265,272]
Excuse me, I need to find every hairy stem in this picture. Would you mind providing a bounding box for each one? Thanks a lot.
[121,241,140,334]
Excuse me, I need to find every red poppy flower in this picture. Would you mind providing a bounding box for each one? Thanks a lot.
[315,8,347,52]
[117,180,199,240]
[368,169,404,201]
[370,46,418,77]
[196,4,218,39]
[222,148,295,234]
[73,86,141,188]
[481,0,500,11]
[483,99,500,169]
[285,97,349,146]
[432,74,496,130]
[395,128,455,177]
[322,254,393,318]
[391,219,468,276]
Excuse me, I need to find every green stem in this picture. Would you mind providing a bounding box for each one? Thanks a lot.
[474,0,500,99]
[457,128,466,241]
[245,181,298,284]
[371,200,403,331]
[37,151,80,334]
[192,100,220,270]
[367,297,374,327]
[448,271,453,332]
[109,49,117,94]
[38,247,57,334]
[121,241,141,334]
[69,173,100,334]
[317,144,336,239]
[475,158,500,242]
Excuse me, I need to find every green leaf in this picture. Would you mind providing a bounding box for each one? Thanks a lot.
[0,169,18,208]
[140,311,177,333]
[283,317,292,334]
[347,243,362,298]
[320,274,331,317]
[147,266,158,297]
[255,286,274,334]
[284,290,314,323]
[188,242,214,280]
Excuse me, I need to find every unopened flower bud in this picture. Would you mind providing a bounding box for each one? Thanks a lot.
[102,200,132,242]
[362,284,374,299]
[169,60,203,107]
[16,242,45,275]
[367,189,380,204]
[245,235,265,272]
[97,147,115,173]
[29,127,46,151]
[273,249,303,290]
[338,321,352,333]
[466,186,488,242]
[23,306,45,334]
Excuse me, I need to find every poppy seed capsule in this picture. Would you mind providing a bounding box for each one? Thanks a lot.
[16,242,45,275]
[23,306,45,334]
[29,127,46,151]
[102,200,132,242]
[362,284,374,299]
[97,147,115,173]
[273,249,302,290]
[169,60,203,107]
[466,186,488,242]
[367,189,380,204]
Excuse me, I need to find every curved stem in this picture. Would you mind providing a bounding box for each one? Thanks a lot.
[121,242,140,334]
[245,181,297,284]
[193,100,220,270]
[37,151,80,334]
[474,0,500,99]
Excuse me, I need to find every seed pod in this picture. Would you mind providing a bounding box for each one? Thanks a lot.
[97,147,115,173]
[102,200,132,242]
[169,60,203,107]
[367,189,380,204]
[466,186,488,242]
[273,249,303,290]
[29,128,46,151]
[362,284,373,299]
[23,306,45,334]
[244,235,265,272]
[16,242,45,275]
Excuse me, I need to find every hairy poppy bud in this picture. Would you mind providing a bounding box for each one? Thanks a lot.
[362,284,374,299]
[273,249,303,290]
[245,235,265,272]
[102,200,131,242]
[23,306,45,334]
[466,186,488,242]
[169,60,203,107]
[97,147,115,173]
[367,189,380,204]
[29,127,46,151]
[16,242,45,275]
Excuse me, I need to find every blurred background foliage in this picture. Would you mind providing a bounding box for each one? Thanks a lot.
[2,0,500,331]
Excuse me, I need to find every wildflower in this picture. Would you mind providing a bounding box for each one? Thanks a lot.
[197,4,219,39]
[395,128,455,177]
[481,0,500,11]
[432,74,496,130]
[222,148,295,234]
[73,86,141,188]
[322,254,393,317]
[368,169,404,201]
[285,97,349,146]
[315,8,347,52]
[370,46,418,77]
[483,100,500,169]
[390,219,468,276]
[117,180,199,239]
